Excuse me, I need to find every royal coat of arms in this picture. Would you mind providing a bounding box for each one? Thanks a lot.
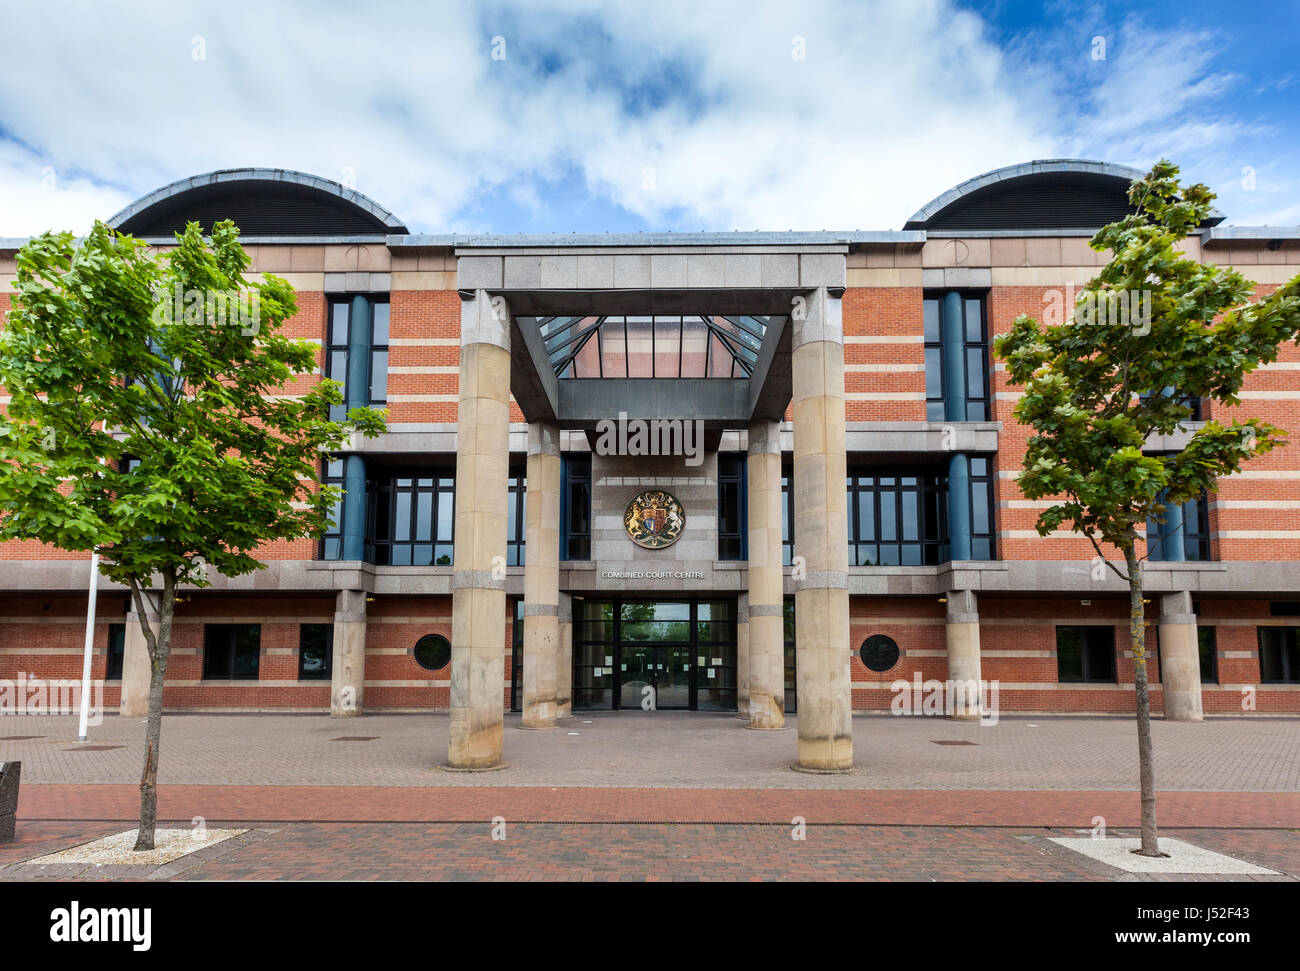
[624,490,686,549]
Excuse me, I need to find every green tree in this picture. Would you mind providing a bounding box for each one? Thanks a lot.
[0,220,385,850]
[995,160,1300,856]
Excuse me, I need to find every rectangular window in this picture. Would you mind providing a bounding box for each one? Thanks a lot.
[324,295,389,418]
[1056,626,1115,683]
[320,456,346,560]
[922,292,989,422]
[325,301,351,422]
[507,469,527,566]
[510,599,524,712]
[781,469,795,566]
[1258,627,1300,683]
[562,453,592,560]
[298,624,333,680]
[1146,489,1211,561]
[783,599,797,713]
[717,453,746,560]
[367,470,455,566]
[1198,626,1218,684]
[369,299,389,404]
[203,624,261,680]
[969,456,996,560]
[105,623,126,680]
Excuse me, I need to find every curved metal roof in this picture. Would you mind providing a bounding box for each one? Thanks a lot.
[107,168,408,236]
[904,159,1224,231]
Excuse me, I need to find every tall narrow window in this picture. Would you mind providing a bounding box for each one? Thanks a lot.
[369,298,389,404]
[717,453,746,560]
[106,623,126,680]
[299,624,333,680]
[1056,626,1115,683]
[325,301,351,421]
[968,457,995,560]
[562,453,591,560]
[781,469,794,565]
[320,456,346,560]
[923,297,944,421]
[1198,627,1218,684]
[507,469,527,566]
[203,624,261,680]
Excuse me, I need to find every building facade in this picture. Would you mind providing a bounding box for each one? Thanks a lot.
[2,160,1299,768]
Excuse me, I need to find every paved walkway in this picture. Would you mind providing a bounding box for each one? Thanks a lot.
[3,711,1298,790]
[1,819,1295,881]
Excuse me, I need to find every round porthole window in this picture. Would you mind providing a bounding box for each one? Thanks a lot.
[859,635,900,672]
[414,634,452,671]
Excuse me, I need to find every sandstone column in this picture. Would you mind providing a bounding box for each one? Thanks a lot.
[945,589,982,720]
[448,290,511,768]
[331,589,367,716]
[1158,590,1203,721]
[747,418,786,729]
[791,288,853,771]
[735,593,750,719]
[557,592,573,719]
[522,420,561,729]
[119,590,159,717]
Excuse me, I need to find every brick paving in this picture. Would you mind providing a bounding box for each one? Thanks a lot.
[3,710,1298,790]
[2,711,1297,882]
[1,819,1295,882]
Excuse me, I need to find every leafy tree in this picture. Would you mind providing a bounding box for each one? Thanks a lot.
[995,160,1300,856]
[0,220,385,850]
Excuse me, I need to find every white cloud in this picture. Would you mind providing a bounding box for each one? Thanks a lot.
[0,0,1285,236]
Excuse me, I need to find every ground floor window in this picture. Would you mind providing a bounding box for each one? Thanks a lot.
[1258,627,1300,683]
[203,624,261,680]
[105,623,125,680]
[783,599,797,713]
[299,623,333,680]
[573,599,737,711]
[1198,626,1218,684]
[1055,625,1115,683]
[510,599,524,712]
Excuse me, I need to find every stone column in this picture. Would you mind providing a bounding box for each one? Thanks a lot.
[557,592,573,719]
[522,420,561,729]
[448,290,512,769]
[119,590,159,717]
[735,594,750,719]
[747,418,786,730]
[1158,590,1203,722]
[791,288,853,771]
[945,590,982,720]
[331,589,367,716]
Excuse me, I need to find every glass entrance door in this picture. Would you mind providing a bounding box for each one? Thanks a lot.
[572,598,737,711]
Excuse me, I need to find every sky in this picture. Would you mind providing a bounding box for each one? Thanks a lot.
[0,0,1297,237]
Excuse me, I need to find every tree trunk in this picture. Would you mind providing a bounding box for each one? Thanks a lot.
[133,573,176,852]
[1123,542,1160,856]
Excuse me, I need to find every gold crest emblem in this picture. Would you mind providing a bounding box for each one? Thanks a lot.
[624,490,685,549]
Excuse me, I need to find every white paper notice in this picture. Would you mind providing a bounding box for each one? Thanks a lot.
[707,668,716,678]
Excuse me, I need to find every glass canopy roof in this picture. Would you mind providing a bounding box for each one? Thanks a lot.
[524,315,776,379]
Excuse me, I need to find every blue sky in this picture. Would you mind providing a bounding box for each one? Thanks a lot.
[0,0,1296,236]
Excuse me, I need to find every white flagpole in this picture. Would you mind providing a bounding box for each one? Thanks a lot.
[77,550,100,742]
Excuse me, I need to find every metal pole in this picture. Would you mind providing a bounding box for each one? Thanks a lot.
[77,551,100,742]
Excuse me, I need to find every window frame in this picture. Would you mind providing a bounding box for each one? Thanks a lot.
[1055,625,1117,684]
[717,452,747,561]
[1257,626,1300,684]
[202,623,262,681]
[561,452,592,560]
[922,291,990,422]
[366,468,456,567]
[298,623,334,681]
[105,622,126,681]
